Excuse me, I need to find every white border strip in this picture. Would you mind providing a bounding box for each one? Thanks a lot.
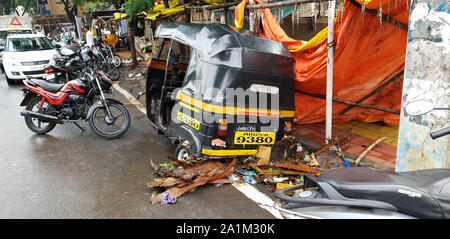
[112,82,147,114]
[232,182,283,219]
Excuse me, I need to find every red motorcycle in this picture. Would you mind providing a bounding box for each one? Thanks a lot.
[20,62,130,139]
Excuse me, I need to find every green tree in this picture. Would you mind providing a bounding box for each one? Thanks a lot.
[1,0,39,15]
[122,0,155,66]
[79,0,127,12]
[76,0,154,66]
[60,0,81,25]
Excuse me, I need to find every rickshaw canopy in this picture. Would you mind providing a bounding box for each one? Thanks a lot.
[154,22,294,76]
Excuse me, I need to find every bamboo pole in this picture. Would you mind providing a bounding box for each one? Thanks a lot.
[296,90,401,114]
[187,0,335,11]
[354,137,386,166]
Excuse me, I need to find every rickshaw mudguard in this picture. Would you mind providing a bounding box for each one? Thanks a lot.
[168,124,202,157]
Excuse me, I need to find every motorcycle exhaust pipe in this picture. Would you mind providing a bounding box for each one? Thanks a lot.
[20,110,59,121]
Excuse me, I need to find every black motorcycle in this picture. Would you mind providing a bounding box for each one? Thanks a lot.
[274,99,450,219]
[92,39,121,81]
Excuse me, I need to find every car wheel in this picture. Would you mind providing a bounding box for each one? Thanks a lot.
[5,75,14,85]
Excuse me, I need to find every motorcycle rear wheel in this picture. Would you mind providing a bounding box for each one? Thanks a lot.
[24,96,57,134]
[88,102,130,139]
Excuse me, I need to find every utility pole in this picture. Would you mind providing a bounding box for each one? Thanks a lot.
[163,0,169,9]
[325,0,335,143]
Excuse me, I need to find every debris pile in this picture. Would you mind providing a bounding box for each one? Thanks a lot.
[148,158,237,204]
[148,134,353,205]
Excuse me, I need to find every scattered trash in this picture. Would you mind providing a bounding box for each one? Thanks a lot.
[243,175,257,184]
[255,145,271,166]
[159,163,175,169]
[160,193,177,205]
[228,174,240,182]
[123,58,133,64]
[236,169,256,177]
[273,177,290,183]
[276,183,303,195]
[147,132,356,205]
[148,158,237,204]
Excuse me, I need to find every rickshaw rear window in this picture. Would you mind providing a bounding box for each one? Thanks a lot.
[154,38,191,64]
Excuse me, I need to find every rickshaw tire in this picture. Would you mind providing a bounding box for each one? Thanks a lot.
[175,143,190,161]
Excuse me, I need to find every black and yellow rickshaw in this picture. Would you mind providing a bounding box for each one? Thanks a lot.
[146,22,295,160]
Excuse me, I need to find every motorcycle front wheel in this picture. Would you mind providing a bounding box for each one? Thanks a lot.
[108,55,122,68]
[88,102,130,139]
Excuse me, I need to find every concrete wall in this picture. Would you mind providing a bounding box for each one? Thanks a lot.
[396,0,450,171]
[45,0,67,16]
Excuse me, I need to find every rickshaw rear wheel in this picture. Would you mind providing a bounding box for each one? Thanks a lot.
[175,143,190,161]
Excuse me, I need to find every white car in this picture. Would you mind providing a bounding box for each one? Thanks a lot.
[3,34,58,85]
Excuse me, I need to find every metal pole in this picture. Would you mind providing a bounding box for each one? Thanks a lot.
[325,0,335,143]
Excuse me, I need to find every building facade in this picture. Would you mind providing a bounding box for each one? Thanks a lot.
[39,0,80,16]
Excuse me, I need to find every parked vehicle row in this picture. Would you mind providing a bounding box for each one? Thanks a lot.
[0,30,130,140]
[45,40,121,84]
[1,32,122,85]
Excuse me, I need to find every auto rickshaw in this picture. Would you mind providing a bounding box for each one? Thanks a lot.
[146,22,295,160]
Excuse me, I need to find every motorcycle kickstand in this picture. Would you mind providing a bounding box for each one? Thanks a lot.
[73,122,86,133]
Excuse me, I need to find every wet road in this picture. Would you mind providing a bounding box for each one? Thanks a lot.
[0,74,276,219]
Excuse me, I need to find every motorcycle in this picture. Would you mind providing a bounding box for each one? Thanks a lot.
[42,42,83,84]
[43,58,83,84]
[92,39,121,81]
[274,99,450,219]
[45,43,120,83]
[102,43,122,68]
[19,49,131,140]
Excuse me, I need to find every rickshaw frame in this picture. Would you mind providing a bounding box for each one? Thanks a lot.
[145,22,295,160]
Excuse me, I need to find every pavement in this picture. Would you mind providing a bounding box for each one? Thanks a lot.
[0,69,279,219]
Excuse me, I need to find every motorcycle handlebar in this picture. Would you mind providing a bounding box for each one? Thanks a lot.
[430,127,450,139]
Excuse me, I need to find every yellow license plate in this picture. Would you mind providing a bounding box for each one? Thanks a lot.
[234,131,276,145]
[177,112,200,130]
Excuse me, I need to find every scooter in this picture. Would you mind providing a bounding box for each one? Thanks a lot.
[274,99,450,219]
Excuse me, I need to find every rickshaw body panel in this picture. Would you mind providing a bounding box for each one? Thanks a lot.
[146,22,296,158]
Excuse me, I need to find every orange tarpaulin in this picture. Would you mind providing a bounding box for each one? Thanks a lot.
[252,0,409,125]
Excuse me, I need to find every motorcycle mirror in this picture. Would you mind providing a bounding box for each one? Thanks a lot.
[404,99,435,116]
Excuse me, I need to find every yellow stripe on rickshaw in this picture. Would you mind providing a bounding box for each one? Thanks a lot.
[201,149,258,156]
[179,102,199,113]
[176,91,295,118]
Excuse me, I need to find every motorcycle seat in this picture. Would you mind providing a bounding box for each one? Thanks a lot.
[319,167,450,219]
[28,79,65,92]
